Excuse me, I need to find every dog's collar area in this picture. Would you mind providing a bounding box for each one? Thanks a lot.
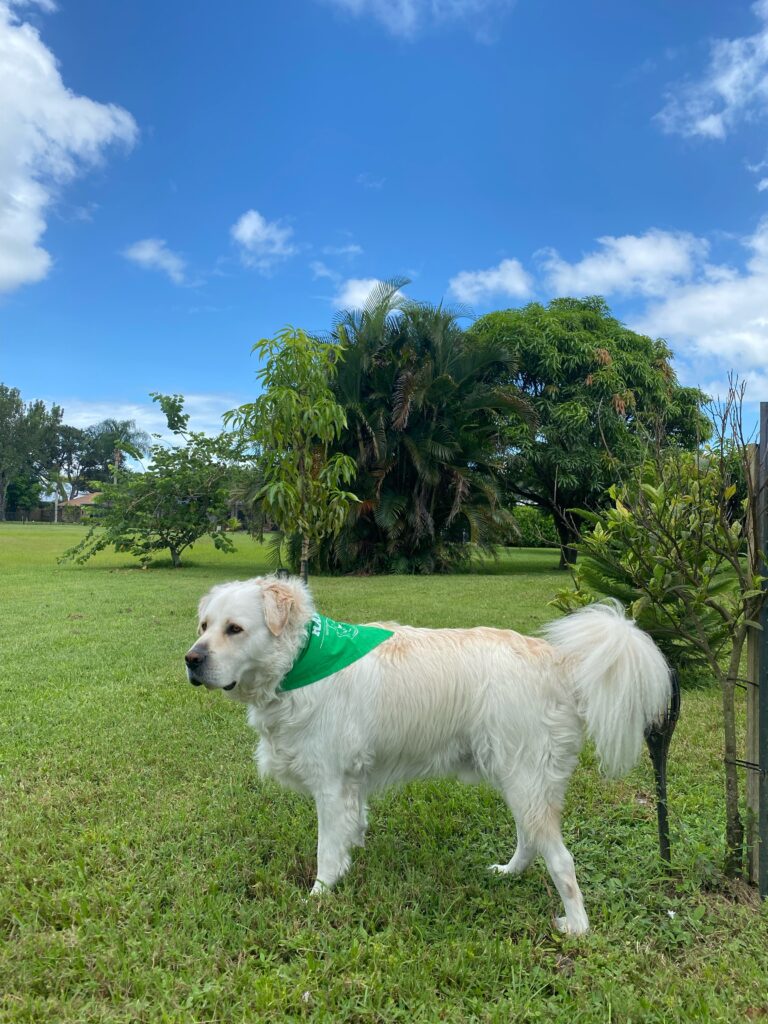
[278,613,393,692]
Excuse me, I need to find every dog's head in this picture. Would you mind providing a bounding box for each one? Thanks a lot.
[184,575,313,701]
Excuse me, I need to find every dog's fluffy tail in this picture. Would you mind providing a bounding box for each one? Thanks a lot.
[542,600,671,777]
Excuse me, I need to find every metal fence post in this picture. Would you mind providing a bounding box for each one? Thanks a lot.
[759,402,768,899]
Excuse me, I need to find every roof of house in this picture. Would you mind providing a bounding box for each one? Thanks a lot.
[63,492,102,507]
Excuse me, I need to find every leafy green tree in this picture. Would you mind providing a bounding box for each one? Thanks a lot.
[553,384,766,876]
[469,297,709,567]
[5,473,42,520]
[52,425,89,500]
[0,384,62,521]
[83,418,152,484]
[61,395,241,568]
[226,326,358,583]
[328,281,530,572]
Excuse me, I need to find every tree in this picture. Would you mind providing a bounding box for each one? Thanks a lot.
[5,473,42,520]
[327,282,531,572]
[554,382,767,877]
[469,297,709,567]
[82,418,152,485]
[0,384,62,521]
[225,326,358,583]
[61,395,241,568]
[52,425,89,501]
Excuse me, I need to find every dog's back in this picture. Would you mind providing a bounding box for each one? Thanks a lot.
[271,623,578,792]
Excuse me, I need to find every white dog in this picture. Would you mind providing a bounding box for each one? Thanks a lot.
[185,575,671,935]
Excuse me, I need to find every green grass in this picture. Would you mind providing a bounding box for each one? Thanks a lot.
[1,524,767,1023]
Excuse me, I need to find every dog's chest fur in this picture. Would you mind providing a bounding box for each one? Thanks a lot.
[247,697,327,795]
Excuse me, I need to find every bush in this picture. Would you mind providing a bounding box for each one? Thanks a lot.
[506,505,559,547]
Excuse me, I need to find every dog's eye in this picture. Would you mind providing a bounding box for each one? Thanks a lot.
[199,621,207,634]
[227,624,243,636]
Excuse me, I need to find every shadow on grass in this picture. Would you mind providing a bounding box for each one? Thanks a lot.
[66,548,565,577]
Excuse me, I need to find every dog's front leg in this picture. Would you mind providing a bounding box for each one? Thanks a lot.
[310,785,361,894]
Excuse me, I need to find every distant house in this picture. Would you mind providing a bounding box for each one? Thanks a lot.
[61,492,103,522]
[6,492,104,524]
[63,492,102,508]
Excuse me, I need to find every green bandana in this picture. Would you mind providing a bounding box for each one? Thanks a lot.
[278,613,394,692]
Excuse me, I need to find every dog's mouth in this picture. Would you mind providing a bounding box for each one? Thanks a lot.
[186,671,236,692]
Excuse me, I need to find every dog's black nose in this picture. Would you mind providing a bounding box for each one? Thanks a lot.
[185,648,207,668]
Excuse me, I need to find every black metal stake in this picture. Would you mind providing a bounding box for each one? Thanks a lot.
[645,670,681,864]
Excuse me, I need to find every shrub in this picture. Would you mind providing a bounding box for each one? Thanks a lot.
[506,505,559,547]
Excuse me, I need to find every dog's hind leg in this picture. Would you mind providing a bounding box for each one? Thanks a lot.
[489,779,589,934]
[310,783,364,894]
[539,832,589,935]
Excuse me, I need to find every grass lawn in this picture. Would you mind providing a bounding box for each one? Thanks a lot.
[1,524,767,1023]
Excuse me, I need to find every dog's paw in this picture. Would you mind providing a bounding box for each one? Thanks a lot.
[488,862,524,876]
[309,880,329,896]
[488,863,512,875]
[554,915,589,936]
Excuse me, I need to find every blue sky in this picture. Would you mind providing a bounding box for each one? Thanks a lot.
[2,0,768,436]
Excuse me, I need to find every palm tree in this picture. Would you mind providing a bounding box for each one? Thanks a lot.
[84,419,152,484]
[328,281,531,572]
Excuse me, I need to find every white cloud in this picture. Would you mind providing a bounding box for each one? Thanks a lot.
[540,230,708,299]
[699,369,768,411]
[8,0,58,13]
[634,218,768,374]
[0,1,137,293]
[356,172,385,189]
[656,0,768,139]
[322,243,363,257]
[746,154,768,190]
[334,277,402,309]
[123,238,186,285]
[58,392,248,441]
[310,260,337,281]
[448,258,532,304]
[321,0,514,39]
[230,208,297,272]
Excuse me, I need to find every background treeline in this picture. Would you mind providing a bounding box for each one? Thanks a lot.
[0,383,152,521]
[2,289,707,570]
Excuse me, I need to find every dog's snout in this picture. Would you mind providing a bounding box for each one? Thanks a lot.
[185,646,207,668]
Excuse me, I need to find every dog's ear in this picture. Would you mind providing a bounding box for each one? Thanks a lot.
[262,582,295,637]
[197,593,212,621]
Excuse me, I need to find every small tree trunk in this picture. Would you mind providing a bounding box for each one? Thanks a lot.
[170,547,182,568]
[554,515,579,569]
[0,476,7,522]
[300,535,310,585]
[722,647,745,876]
